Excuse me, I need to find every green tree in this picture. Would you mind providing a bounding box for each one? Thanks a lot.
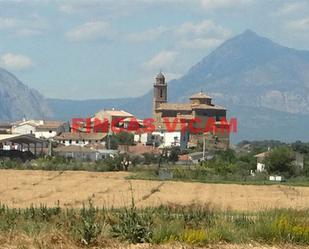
[265,146,295,176]
[108,132,134,150]
[168,147,180,163]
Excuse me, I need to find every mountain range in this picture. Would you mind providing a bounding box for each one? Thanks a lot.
[0,68,51,121]
[1,30,309,143]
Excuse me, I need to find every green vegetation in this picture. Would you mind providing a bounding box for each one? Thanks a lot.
[128,145,309,186]
[108,132,134,149]
[0,154,142,172]
[0,201,308,246]
[1,140,309,186]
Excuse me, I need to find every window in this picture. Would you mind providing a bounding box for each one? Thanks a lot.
[69,140,72,144]
[160,89,163,98]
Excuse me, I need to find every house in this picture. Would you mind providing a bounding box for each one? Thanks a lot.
[134,131,189,151]
[73,109,139,134]
[54,145,99,161]
[155,131,189,151]
[0,123,12,134]
[12,119,40,135]
[134,133,162,146]
[254,151,270,172]
[54,145,117,161]
[35,121,69,139]
[254,149,304,173]
[12,119,68,139]
[118,143,161,155]
[54,132,107,147]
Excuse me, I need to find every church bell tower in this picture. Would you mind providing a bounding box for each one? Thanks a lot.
[153,72,167,117]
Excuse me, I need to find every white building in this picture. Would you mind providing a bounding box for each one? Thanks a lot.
[12,120,68,139]
[54,132,107,147]
[54,146,117,161]
[254,151,270,172]
[134,131,189,151]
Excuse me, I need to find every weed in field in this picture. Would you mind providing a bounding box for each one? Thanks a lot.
[180,229,208,245]
[111,195,152,243]
[151,220,184,244]
[78,200,102,245]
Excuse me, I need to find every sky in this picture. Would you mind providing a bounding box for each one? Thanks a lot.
[0,0,309,100]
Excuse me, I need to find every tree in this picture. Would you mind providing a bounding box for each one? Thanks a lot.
[265,146,295,176]
[116,132,134,145]
[107,132,134,150]
[168,147,180,163]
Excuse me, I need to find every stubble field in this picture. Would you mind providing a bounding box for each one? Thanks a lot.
[0,169,309,211]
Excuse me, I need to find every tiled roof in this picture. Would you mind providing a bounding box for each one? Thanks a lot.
[94,109,134,119]
[254,151,270,158]
[36,121,66,131]
[191,104,226,110]
[54,132,107,141]
[156,103,192,111]
[54,145,96,153]
[157,103,225,111]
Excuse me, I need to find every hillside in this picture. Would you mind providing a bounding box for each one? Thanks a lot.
[48,30,309,142]
[0,68,52,121]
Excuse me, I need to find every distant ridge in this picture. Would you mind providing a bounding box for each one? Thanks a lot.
[0,68,52,121]
[38,30,309,142]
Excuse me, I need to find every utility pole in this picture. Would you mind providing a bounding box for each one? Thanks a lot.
[202,134,206,161]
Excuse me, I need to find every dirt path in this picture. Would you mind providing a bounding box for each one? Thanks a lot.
[0,170,309,211]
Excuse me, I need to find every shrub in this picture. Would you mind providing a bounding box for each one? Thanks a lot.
[151,220,184,244]
[78,200,102,245]
[111,198,152,243]
[180,229,208,245]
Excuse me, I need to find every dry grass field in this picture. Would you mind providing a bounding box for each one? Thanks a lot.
[1,169,309,211]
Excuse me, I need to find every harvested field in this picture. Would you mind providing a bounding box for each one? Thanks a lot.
[0,170,309,211]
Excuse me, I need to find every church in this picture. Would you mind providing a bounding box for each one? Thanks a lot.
[153,72,230,149]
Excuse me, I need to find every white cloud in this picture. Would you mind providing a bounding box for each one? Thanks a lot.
[126,27,167,43]
[175,20,230,38]
[200,0,252,11]
[65,21,112,42]
[0,16,45,36]
[286,18,309,32]
[143,51,178,71]
[125,19,230,48]
[0,53,33,70]
[275,2,308,16]
[59,0,195,15]
[174,20,230,49]
[178,38,223,49]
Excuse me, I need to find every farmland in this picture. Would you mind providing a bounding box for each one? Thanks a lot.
[0,170,309,210]
[0,169,309,249]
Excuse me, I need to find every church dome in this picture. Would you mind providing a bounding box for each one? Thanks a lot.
[190,91,212,99]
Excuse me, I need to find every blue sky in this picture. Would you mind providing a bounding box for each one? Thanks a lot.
[0,0,308,100]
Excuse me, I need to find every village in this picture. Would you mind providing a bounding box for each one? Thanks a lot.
[0,73,230,161]
[0,73,307,183]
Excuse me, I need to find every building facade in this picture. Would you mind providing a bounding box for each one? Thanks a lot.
[153,72,229,149]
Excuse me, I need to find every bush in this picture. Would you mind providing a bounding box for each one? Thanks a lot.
[78,200,102,245]
[265,146,295,177]
[111,198,152,243]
